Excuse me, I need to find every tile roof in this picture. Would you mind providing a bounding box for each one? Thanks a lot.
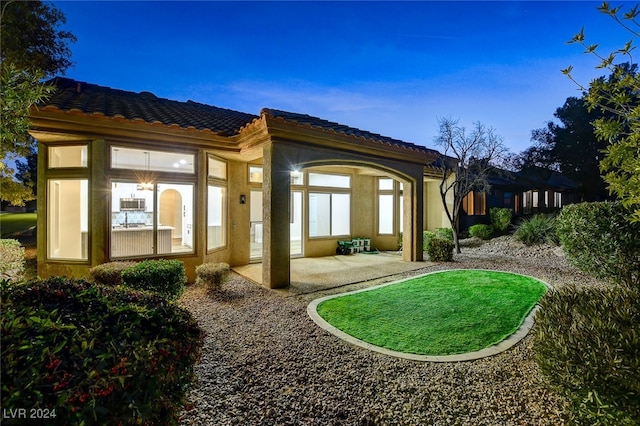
[40,77,258,136]
[37,78,439,157]
[262,108,440,156]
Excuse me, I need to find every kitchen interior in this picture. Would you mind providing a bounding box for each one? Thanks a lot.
[111,181,193,257]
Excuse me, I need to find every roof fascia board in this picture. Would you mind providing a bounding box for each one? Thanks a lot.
[29,109,242,151]
[262,114,438,166]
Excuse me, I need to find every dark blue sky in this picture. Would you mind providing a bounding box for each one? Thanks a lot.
[53,1,624,152]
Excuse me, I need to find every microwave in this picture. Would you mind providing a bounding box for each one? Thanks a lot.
[120,198,146,211]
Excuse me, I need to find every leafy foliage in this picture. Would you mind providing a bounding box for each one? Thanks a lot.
[468,224,494,240]
[425,237,454,261]
[121,259,187,300]
[514,214,558,246]
[557,201,640,287]
[1,277,204,425]
[0,0,76,77]
[0,239,25,284]
[89,261,139,287]
[534,284,640,424]
[489,207,512,233]
[434,117,507,253]
[564,3,640,221]
[514,97,610,201]
[195,262,230,292]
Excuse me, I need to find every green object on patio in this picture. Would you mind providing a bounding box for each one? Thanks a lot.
[316,270,547,355]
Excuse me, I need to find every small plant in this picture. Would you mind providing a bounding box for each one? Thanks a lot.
[468,224,494,240]
[557,201,640,288]
[1,277,204,425]
[0,239,25,285]
[89,261,138,287]
[435,227,454,241]
[422,230,436,250]
[490,207,512,234]
[121,259,187,300]
[514,214,558,246]
[534,284,640,424]
[196,262,230,292]
[426,237,454,261]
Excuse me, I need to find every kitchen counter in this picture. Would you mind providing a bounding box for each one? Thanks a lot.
[110,226,174,257]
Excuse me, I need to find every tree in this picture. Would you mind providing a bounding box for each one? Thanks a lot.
[515,96,611,201]
[434,118,508,253]
[0,0,76,76]
[15,146,37,196]
[563,2,640,221]
[0,0,75,205]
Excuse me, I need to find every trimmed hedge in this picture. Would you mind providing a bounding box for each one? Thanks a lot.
[121,259,187,300]
[196,262,230,292]
[468,224,493,240]
[557,201,640,288]
[89,261,138,287]
[534,285,640,424]
[514,214,558,246]
[1,277,204,425]
[426,237,454,261]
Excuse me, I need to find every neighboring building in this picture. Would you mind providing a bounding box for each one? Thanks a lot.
[460,166,579,229]
[29,78,453,288]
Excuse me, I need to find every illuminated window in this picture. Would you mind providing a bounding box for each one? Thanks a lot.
[208,185,226,250]
[208,157,227,180]
[48,179,88,260]
[462,191,486,216]
[48,145,88,168]
[111,146,194,174]
[309,193,350,237]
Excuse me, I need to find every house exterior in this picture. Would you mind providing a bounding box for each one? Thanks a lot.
[460,166,579,229]
[29,77,453,288]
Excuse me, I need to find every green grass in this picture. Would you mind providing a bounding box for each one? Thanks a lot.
[317,270,547,355]
[0,213,37,238]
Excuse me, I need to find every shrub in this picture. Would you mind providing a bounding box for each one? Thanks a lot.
[534,285,640,424]
[557,201,640,288]
[121,259,187,300]
[196,262,230,292]
[426,237,454,261]
[435,227,454,241]
[89,261,138,287]
[422,230,436,250]
[1,277,204,425]
[468,224,494,240]
[490,207,512,233]
[514,214,558,246]
[0,239,25,285]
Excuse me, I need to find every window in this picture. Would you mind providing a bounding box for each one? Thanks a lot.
[208,186,226,250]
[48,179,88,260]
[378,178,395,234]
[48,145,88,168]
[309,193,350,237]
[110,181,194,258]
[208,157,226,179]
[249,165,263,183]
[111,146,194,174]
[309,172,350,188]
[462,191,486,216]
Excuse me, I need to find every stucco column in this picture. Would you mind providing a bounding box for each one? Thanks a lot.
[262,142,291,288]
[403,171,424,262]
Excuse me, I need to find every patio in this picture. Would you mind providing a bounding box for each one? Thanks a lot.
[232,252,431,295]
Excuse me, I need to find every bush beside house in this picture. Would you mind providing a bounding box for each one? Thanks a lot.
[556,201,640,288]
[535,285,640,424]
[534,201,640,423]
[0,239,25,285]
[1,277,204,425]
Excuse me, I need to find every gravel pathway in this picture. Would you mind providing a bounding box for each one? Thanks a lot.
[178,237,602,425]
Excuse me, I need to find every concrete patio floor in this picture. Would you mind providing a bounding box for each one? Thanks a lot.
[232,252,431,295]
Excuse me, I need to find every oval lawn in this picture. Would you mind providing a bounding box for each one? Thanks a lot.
[314,270,547,356]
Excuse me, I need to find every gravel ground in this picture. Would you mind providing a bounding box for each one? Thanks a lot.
[178,236,603,425]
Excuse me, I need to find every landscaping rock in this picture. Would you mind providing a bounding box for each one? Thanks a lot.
[178,239,601,425]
